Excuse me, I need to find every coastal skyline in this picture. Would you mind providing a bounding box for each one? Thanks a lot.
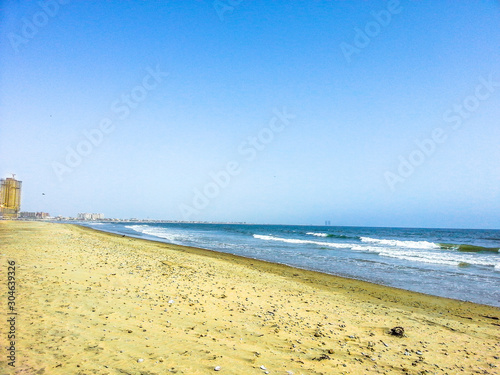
[1,1,499,228]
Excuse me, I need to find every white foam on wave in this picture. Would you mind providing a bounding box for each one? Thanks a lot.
[353,244,499,268]
[360,237,439,250]
[254,234,500,269]
[125,225,190,243]
[306,232,329,237]
[253,234,353,249]
[126,224,149,232]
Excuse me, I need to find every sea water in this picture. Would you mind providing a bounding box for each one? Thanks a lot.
[82,222,500,307]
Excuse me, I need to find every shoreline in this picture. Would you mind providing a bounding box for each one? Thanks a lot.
[2,221,499,374]
[80,222,500,309]
[79,223,496,310]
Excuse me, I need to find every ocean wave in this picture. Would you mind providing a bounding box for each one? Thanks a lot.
[253,234,353,249]
[439,243,499,253]
[360,237,439,249]
[125,224,150,232]
[125,225,188,243]
[306,232,355,239]
[353,245,499,268]
[379,253,459,266]
[306,232,329,237]
[254,234,500,269]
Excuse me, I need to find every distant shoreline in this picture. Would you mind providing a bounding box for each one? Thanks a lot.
[7,217,500,231]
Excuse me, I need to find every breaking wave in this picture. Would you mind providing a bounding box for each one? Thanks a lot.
[125,225,193,243]
[306,232,355,239]
[253,234,354,249]
[254,234,500,269]
[439,243,499,253]
[360,237,439,249]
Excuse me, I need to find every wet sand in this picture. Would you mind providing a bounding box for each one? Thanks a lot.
[1,221,499,374]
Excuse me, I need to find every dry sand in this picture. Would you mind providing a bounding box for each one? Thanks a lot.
[1,221,499,375]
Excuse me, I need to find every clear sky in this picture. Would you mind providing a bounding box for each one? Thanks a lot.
[1,1,499,228]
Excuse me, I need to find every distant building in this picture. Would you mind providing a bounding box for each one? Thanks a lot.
[0,176,22,219]
[77,213,104,220]
[19,212,50,219]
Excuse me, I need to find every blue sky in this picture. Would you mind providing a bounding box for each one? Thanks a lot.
[1,1,499,228]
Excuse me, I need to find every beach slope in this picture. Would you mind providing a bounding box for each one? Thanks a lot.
[1,221,499,374]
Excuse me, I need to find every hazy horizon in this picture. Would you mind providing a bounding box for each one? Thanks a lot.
[1,1,499,229]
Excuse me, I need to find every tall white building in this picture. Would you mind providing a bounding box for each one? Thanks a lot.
[77,213,104,220]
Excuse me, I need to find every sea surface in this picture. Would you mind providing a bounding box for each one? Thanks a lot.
[81,222,500,307]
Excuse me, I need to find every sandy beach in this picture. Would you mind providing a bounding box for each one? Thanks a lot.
[1,221,499,375]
